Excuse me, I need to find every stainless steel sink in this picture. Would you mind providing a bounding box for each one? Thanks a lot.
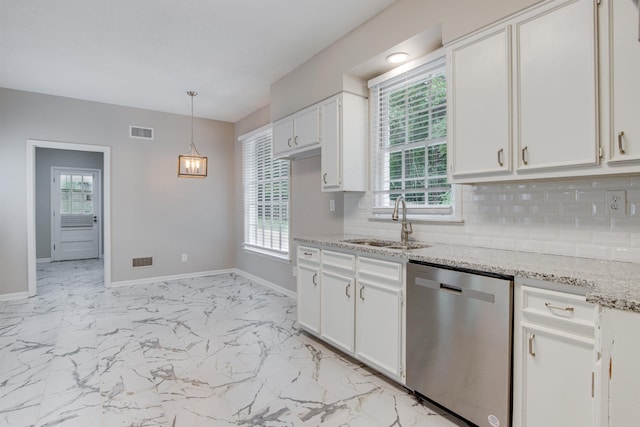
[341,238,430,250]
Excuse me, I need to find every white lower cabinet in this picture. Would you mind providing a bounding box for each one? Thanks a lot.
[597,307,640,426]
[518,325,595,427]
[356,277,403,379]
[296,246,405,383]
[320,268,355,354]
[296,246,321,335]
[513,280,598,427]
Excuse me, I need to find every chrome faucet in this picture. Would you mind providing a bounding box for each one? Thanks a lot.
[391,196,412,246]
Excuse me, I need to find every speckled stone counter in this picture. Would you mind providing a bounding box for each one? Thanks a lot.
[294,235,640,313]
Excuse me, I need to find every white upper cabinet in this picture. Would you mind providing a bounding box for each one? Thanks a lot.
[606,0,640,163]
[448,25,512,178]
[273,104,321,159]
[320,93,368,192]
[448,0,604,184]
[515,0,599,171]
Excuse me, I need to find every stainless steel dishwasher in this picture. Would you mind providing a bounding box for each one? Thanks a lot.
[406,261,513,427]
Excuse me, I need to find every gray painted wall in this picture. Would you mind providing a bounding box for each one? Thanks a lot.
[0,87,235,295]
[271,0,542,120]
[35,148,104,259]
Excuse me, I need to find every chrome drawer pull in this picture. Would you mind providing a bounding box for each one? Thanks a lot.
[522,146,528,165]
[359,285,365,301]
[312,273,318,286]
[303,252,313,257]
[497,148,504,166]
[345,283,351,298]
[288,138,292,148]
[528,334,536,357]
[545,302,574,312]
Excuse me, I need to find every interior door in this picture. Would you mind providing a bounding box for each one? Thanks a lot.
[52,168,100,261]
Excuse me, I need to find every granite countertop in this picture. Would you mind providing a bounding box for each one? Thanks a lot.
[294,235,640,313]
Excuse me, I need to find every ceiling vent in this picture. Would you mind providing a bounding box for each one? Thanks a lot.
[129,125,154,140]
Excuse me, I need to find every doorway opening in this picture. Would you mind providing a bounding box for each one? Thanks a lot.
[27,139,111,296]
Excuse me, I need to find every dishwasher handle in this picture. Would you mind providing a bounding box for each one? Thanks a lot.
[440,283,463,294]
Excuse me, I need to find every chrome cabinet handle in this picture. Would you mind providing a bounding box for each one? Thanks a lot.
[303,252,313,257]
[312,273,318,286]
[323,173,328,184]
[359,285,365,300]
[294,136,299,145]
[545,302,574,312]
[345,283,351,298]
[498,148,504,167]
[618,131,626,154]
[528,334,536,357]
[287,138,292,148]
[522,146,528,165]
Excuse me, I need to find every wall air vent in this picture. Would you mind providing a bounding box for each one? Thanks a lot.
[132,257,153,268]
[129,125,154,140]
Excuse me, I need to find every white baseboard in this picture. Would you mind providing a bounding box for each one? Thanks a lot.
[109,269,235,288]
[0,291,30,301]
[37,258,52,263]
[109,268,296,299]
[234,269,296,299]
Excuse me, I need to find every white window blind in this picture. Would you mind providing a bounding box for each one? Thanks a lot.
[370,55,452,214]
[241,126,290,257]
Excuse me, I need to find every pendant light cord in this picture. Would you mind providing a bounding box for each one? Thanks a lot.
[190,92,195,146]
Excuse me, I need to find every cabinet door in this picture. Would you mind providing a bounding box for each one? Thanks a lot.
[600,308,640,427]
[320,270,355,353]
[608,0,640,162]
[355,279,402,379]
[297,264,320,335]
[321,96,341,190]
[273,118,294,157]
[518,325,595,427]
[449,25,512,178]
[515,0,599,171]
[293,106,320,149]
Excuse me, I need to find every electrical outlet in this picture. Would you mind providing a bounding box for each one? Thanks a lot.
[606,190,626,215]
[329,199,336,212]
[181,253,188,262]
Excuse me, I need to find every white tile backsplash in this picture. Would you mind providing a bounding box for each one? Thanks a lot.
[343,175,640,263]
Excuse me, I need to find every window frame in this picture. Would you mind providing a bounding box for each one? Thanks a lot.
[240,124,291,260]
[368,48,461,222]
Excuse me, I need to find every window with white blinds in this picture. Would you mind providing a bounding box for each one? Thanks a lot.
[241,126,290,257]
[369,54,453,215]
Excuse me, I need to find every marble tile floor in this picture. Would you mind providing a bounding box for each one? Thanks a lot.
[0,260,470,427]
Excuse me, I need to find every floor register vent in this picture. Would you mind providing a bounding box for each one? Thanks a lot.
[129,125,154,140]
[132,257,153,268]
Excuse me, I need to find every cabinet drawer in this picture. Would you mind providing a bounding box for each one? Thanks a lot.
[357,256,402,286]
[297,246,320,264]
[322,250,356,273]
[521,285,595,327]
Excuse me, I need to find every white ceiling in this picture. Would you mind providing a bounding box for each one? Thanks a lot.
[0,0,398,123]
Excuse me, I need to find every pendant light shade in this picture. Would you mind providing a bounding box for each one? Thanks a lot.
[178,91,208,178]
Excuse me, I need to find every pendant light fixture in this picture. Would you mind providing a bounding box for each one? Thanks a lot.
[178,91,208,178]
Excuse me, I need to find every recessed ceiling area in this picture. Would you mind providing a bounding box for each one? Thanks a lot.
[0,0,398,122]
